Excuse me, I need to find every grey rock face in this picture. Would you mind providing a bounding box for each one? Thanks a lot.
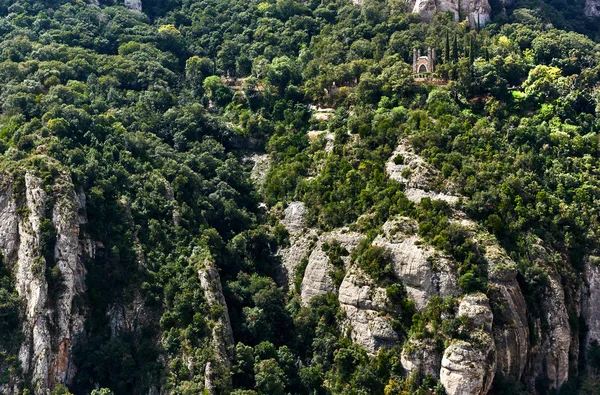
[374,217,459,310]
[521,245,570,392]
[198,254,235,391]
[248,153,271,188]
[440,294,496,395]
[412,0,491,26]
[534,274,571,390]
[585,0,600,16]
[281,202,307,236]
[386,142,459,204]
[486,243,529,381]
[277,201,318,288]
[49,180,88,386]
[458,294,494,332]
[0,172,89,394]
[582,257,600,365]
[198,256,235,359]
[440,339,496,395]
[338,270,399,353]
[401,339,442,378]
[300,229,364,303]
[124,0,142,11]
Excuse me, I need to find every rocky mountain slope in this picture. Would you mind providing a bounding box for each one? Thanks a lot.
[271,141,597,395]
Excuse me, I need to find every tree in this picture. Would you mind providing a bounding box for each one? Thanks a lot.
[203,75,232,107]
[254,359,286,395]
[267,56,299,93]
[469,36,474,65]
[217,40,239,76]
[91,389,115,395]
[522,65,563,102]
[452,33,459,62]
[445,30,450,63]
[157,24,185,58]
[50,385,73,395]
[186,56,213,96]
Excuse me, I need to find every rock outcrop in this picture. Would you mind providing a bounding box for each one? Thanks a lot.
[275,141,600,394]
[440,294,496,395]
[582,256,600,365]
[277,202,318,288]
[585,0,600,17]
[124,0,142,11]
[248,153,271,188]
[0,172,89,394]
[522,245,571,392]
[386,142,459,204]
[338,270,399,353]
[486,244,529,382]
[300,229,364,303]
[440,339,496,395]
[198,252,235,391]
[281,202,307,236]
[374,217,459,310]
[401,338,443,378]
[412,0,491,26]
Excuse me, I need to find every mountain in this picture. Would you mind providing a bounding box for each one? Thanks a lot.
[0,0,599,394]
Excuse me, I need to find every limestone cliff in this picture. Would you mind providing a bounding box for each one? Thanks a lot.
[338,269,399,352]
[273,140,600,394]
[198,253,235,393]
[300,228,364,303]
[486,244,529,382]
[440,294,496,395]
[374,217,459,310]
[411,0,491,27]
[124,0,142,11]
[0,172,90,394]
[521,244,571,391]
[582,256,600,366]
[585,0,600,17]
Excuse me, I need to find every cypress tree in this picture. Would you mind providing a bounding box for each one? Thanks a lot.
[445,30,450,63]
[452,33,459,62]
[485,46,489,61]
[469,36,474,64]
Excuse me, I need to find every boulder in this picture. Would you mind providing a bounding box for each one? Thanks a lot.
[440,338,496,395]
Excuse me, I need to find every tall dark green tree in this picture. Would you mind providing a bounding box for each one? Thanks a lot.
[452,33,459,62]
[469,36,475,64]
[445,30,451,63]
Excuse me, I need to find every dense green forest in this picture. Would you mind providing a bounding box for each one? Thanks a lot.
[0,0,599,393]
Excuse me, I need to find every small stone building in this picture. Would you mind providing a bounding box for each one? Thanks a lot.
[413,48,436,75]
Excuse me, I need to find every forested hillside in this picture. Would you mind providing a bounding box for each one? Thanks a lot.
[0,0,599,394]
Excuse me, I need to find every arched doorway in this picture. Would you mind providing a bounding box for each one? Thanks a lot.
[418,64,428,74]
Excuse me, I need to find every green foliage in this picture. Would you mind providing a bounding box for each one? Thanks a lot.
[50,385,73,395]
[323,240,349,287]
[0,251,21,385]
[416,199,487,293]
[254,358,287,395]
[90,389,115,395]
[0,0,598,393]
[352,240,395,285]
